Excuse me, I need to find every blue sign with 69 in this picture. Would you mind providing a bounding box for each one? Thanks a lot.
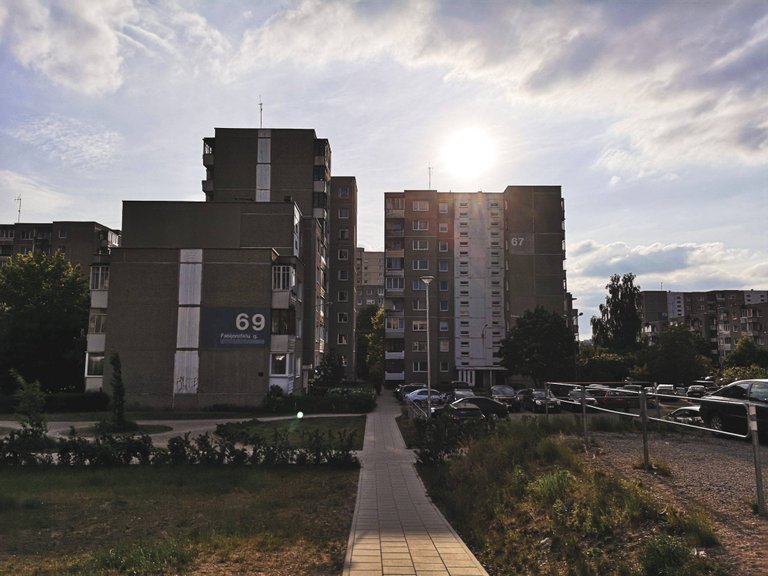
[200,307,271,348]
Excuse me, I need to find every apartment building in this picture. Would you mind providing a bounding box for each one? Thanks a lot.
[640,290,768,362]
[383,186,570,390]
[96,127,354,408]
[356,248,385,308]
[329,176,358,379]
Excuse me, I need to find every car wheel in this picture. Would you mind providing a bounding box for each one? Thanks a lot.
[708,412,725,434]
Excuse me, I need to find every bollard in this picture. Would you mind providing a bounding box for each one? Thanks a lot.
[581,384,588,451]
[749,404,766,517]
[640,388,650,471]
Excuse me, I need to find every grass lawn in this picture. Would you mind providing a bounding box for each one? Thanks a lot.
[0,465,358,575]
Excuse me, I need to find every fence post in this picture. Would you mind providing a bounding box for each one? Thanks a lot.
[748,403,766,517]
[581,384,588,450]
[640,388,650,471]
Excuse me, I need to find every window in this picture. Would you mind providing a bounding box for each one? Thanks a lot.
[272,265,294,290]
[438,260,449,272]
[337,334,348,345]
[412,239,429,251]
[412,220,429,231]
[271,309,296,334]
[0,229,14,239]
[412,341,426,352]
[88,309,107,333]
[413,361,428,372]
[90,265,110,290]
[386,317,404,330]
[439,339,450,352]
[439,280,449,291]
[338,248,349,260]
[439,300,449,312]
[413,299,426,311]
[386,197,404,210]
[386,257,402,270]
[338,207,349,219]
[439,223,448,233]
[412,259,429,270]
[412,320,427,331]
[439,202,448,214]
[271,353,292,375]
[439,321,449,332]
[338,270,349,281]
[412,200,429,211]
[337,312,349,323]
[440,361,449,372]
[338,228,350,240]
[412,279,427,291]
[86,353,104,376]
[337,290,349,302]
[338,186,350,198]
[58,229,67,239]
[20,230,34,240]
[386,277,404,290]
[438,241,448,252]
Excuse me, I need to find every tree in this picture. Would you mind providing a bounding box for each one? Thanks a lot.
[636,325,711,384]
[11,369,47,434]
[365,307,385,392]
[499,307,576,387]
[0,251,89,394]
[313,348,346,388]
[723,336,768,369]
[110,353,126,428]
[355,305,380,381]
[590,273,642,353]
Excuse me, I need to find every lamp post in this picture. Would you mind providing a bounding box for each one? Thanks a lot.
[421,275,434,417]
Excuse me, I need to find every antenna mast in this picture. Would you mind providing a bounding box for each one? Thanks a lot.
[259,95,263,129]
[428,164,432,189]
[14,195,21,223]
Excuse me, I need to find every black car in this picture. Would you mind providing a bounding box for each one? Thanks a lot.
[452,396,509,419]
[517,388,561,413]
[698,379,768,440]
[490,385,521,412]
[439,402,485,422]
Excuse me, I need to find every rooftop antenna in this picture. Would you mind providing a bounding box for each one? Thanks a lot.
[14,194,21,223]
[428,164,432,189]
[259,95,263,129]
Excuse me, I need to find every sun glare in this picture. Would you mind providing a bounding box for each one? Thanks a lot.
[441,128,497,179]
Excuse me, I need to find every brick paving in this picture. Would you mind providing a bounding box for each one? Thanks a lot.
[342,393,488,576]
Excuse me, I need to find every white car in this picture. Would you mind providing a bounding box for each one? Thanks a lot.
[406,388,446,404]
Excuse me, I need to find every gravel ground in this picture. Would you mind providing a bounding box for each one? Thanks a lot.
[589,430,768,576]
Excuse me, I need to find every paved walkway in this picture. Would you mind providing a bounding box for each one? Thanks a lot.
[342,393,488,576]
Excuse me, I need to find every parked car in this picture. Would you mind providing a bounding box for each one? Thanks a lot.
[665,405,703,426]
[698,379,768,440]
[451,396,508,419]
[687,384,707,398]
[518,388,561,413]
[441,401,485,422]
[446,388,475,402]
[406,388,446,405]
[565,388,598,411]
[653,384,681,402]
[617,384,657,408]
[590,387,632,412]
[395,383,425,401]
[490,385,521,412]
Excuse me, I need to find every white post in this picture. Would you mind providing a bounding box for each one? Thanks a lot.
[421,275,434,418]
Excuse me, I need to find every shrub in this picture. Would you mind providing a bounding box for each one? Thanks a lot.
[641,534,692,576]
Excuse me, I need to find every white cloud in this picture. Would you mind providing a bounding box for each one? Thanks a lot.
[4,114,123,170]
[0,170,73,219]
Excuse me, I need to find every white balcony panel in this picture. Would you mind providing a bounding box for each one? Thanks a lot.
[91,290,108,309]
[87,333,106,352]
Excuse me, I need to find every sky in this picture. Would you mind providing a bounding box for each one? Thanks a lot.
[1,0,766,338]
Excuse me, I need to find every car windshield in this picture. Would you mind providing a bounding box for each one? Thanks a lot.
[532,390,552,398]
[493,386,516,395]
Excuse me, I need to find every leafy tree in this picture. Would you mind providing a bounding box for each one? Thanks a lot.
[723,336,768,369]
[314,348,346,388]
[365,307,385,391]
[590,273,642,353]
[11,369,47,434]
[110,353,126,428]
[719,364,768,385]
[355,305,379,381]
[577,351,632,382]
[499,307,576,386]
[0,251,89,394]
[636,325,711,384]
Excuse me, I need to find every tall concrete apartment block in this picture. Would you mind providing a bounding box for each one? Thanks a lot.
[641,289,768,363]
[329,176,358,378]
[100,127,356,408]
[383,186,569,389]
[356,248,385,307]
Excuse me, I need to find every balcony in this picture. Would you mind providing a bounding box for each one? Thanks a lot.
[385,248,404,258]
[271,335,297,354]
[385,328,405,338]
[385,269,404,277]
[202,179,214,193]
[202,153,214,167]
[385,208,405,218]
[385,228,404,237]
[385,371,405,382]
[385,350,405,360]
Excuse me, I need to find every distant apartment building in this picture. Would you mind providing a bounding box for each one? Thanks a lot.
[640,290,768,363]
[96,127,356,408]
[0,221,122,392]
[356,248,385,308]
[383,186,572,389]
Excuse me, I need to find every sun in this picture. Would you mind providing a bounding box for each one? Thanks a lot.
[441,128,497,179]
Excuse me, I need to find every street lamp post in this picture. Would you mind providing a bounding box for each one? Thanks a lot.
[421,275,434,417]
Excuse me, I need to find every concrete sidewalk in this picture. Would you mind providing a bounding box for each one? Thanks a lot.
[342,393,488,576]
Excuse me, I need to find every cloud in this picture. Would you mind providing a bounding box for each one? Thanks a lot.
[4,114,123,170]
[0,170,73,218]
